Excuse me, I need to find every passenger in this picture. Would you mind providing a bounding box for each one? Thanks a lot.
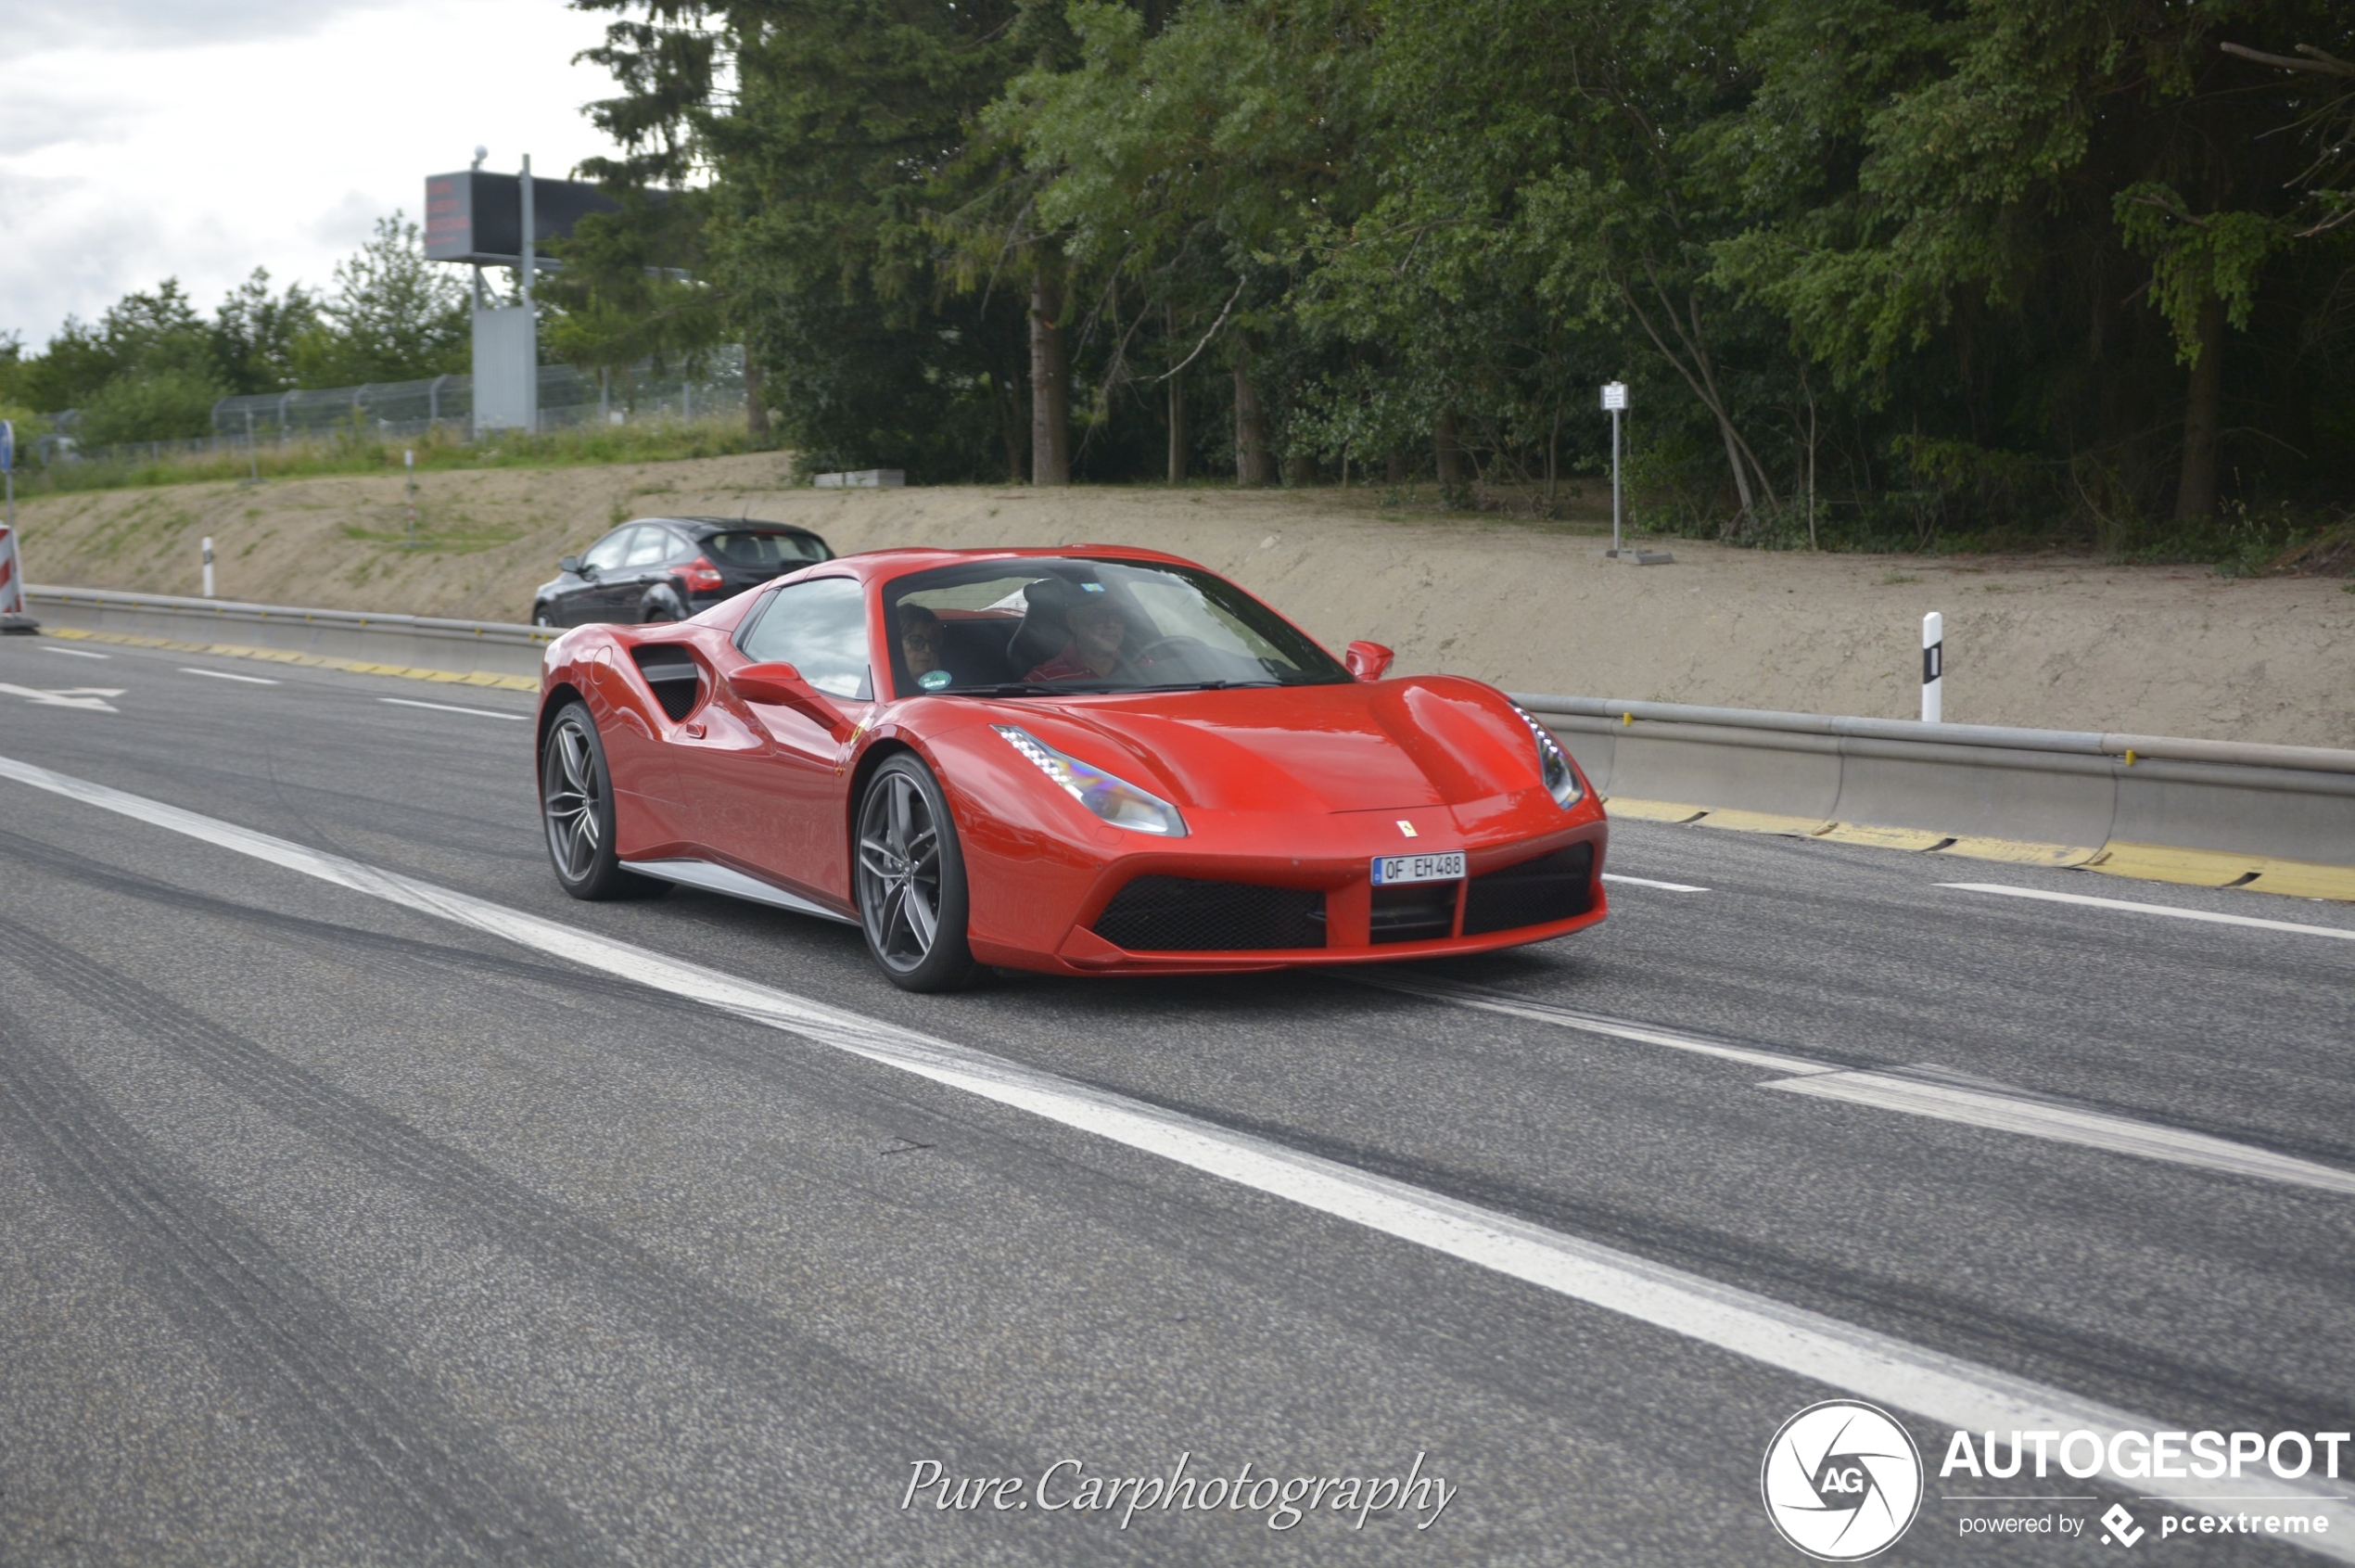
[898,605,947,682]
[1025,595,1133,683]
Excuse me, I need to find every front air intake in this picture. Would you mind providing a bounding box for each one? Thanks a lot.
[1091,876,1327,951]
[1460,843,1596,935]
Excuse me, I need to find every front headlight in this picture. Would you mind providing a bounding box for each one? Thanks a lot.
[1512,707,1584,809]
[994,725,1190,837]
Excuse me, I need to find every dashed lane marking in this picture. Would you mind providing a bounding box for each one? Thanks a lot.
[0,749,2349,1556]
[1941,882,2355,943]
[379,697,530,722]
[179,667,281,685]
[1354,972,2355,1198]
[0,683,123,712]
[1602,873,1709,892]
[36,644,109,659]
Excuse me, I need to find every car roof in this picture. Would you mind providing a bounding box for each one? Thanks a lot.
[632,516,827,541]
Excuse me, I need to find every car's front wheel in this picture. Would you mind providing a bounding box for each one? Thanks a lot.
[541,702,667,900]
[855,754,978,991]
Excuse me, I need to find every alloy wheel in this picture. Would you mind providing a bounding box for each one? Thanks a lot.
[542,717,602,883]
[857,769,942,972]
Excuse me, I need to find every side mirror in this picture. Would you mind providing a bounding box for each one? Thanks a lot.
[729,661,807,707]
[1344,641,1395,682]
[731,660,858,742]
[560,555,587,576]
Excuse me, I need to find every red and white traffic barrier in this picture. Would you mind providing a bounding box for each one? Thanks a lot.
[0,523,36,633]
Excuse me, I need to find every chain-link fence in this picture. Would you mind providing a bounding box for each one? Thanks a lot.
[38,349,749,467]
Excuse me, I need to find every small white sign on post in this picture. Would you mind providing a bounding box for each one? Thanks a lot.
[1600,382,1628,412]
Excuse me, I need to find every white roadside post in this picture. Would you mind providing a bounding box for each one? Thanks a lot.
[201,536,216,600]
[0,416,34,635]
[1921,611,1943,723]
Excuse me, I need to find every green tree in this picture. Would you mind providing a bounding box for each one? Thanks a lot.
[292,214,468,386]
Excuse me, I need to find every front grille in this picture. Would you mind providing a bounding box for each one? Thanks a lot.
[1092,876,1327,951]
[1370,882,1458,944]
[1461,843,1595,936]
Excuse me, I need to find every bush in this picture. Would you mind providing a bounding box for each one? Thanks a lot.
[77,369,224,445]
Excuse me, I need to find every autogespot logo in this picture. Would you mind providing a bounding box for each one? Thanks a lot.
[1762,1400,1926,1561]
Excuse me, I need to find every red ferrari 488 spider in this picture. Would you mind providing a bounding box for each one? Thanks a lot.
[536,546,1609,989]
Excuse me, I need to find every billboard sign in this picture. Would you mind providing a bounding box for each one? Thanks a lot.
[424,171,631,267]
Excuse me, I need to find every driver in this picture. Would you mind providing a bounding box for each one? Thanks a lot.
[1025,595,1136,683]
[898,605,947,680]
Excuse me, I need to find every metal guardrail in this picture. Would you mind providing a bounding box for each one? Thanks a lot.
[1512,691,2355,874]
[28,585,553,679]
[31,585,552,644]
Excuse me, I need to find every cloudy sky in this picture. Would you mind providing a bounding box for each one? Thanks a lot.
[0,0,627,347]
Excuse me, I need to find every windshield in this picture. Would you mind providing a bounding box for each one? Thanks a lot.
[706,529,829,568]
[881,557,1352,699]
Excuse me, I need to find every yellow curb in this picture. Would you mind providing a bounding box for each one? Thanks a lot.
[1932,836,2103,869]
[2087,842,2355,900]
[1602,797,1711,824]
[1693,809,1834,837]
[1814,822,1954,850]
[45,626,541,694]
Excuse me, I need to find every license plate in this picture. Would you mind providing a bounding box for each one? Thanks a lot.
[1371,850,1466,886]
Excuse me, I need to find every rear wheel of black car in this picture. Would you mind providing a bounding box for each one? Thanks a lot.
[541,702,667,901]
[855,755,978,992]
[642,587,686,623]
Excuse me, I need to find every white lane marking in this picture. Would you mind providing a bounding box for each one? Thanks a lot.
[1359,974,2355,1197]
[38,644,110,659]
[378,697,530,722]
[1603,873,1709,892]
[1941,882,2355,943]
[1352,972,1824,1075]
[0,683,123,712]
[1,751,2350,1554]
[1767,1066,2355,1196]
[178,667,280,685]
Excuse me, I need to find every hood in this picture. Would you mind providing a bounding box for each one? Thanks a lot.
[999,677,1541,812]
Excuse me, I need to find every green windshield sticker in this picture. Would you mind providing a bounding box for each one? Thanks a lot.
[920,669,952,690]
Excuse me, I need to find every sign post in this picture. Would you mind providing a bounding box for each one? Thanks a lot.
[1598,383,1672,565]
[405,449,418,547]
[0,418,35,633]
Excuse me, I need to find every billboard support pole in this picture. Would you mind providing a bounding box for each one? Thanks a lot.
[520,154,538,436]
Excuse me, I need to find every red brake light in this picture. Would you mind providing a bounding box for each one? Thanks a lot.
[682,555,725,593]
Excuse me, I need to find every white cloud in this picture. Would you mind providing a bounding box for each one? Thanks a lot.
[0,0,624,348]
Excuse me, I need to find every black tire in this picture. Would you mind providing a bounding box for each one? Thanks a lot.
[854,754,979,992]
[642,587,686,623]
[540,701,668,900]
[532,603,555,628]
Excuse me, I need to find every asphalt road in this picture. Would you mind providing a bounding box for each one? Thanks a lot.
[1,632,2351,1567]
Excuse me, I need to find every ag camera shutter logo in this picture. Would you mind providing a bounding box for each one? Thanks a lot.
[1761,1400,1924,1560]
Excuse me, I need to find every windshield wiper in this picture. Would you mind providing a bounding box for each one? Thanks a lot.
[946,682,1120,696]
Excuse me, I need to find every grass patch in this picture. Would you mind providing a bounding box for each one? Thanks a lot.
[18,415,770,499]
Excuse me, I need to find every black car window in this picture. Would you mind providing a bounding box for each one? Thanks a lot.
[581,528,633,573]
[738,577,872,700]
[706,529,828,568]
[622,527,671,568]
[659,529,701,566]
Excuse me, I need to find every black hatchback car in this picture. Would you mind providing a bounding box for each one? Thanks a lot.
[531,516,834,627]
